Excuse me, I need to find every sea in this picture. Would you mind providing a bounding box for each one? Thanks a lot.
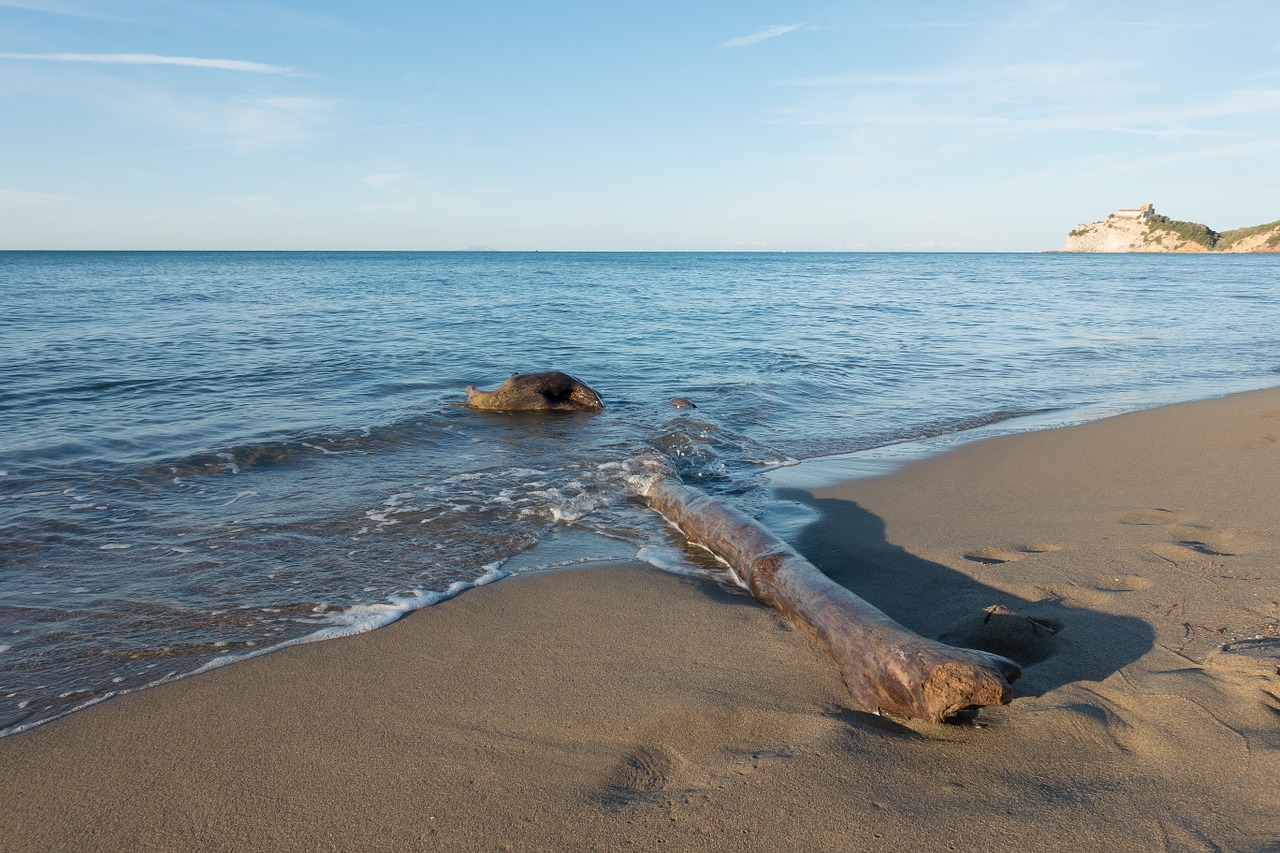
[2,250,1278,737]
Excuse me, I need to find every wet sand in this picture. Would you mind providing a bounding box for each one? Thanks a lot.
[3,390,1279,851]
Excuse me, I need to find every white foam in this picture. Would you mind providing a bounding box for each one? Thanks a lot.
[214,453,242,474]
[186,562,509,674]
[301,441,341,455]
[221,490,259,507]
[99,543,131,550]
[754,457,801,470]
[0,645,10,654]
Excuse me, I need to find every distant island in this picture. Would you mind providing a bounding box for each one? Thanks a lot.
[1063,203,1280,253]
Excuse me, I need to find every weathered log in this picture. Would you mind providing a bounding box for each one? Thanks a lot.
[644,475,1021,722]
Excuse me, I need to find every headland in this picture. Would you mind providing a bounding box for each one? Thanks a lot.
[1064,203,1280,252]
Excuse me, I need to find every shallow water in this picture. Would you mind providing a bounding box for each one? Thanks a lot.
[2,250,1278,735]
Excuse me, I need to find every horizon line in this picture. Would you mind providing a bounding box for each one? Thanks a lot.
[0,248,1062,254]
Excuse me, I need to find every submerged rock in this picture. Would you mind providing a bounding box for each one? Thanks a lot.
[464,371,604,412]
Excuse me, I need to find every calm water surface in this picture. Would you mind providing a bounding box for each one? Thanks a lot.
[2,251,1277,735]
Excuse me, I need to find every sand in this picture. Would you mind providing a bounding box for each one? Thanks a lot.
[3,390,1279,851]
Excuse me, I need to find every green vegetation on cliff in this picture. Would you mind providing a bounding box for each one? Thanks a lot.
[1145,215,1217,249]
[1143,215,1280,251]
[1217,219,1280,251]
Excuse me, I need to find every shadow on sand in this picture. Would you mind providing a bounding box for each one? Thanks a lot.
[772,487,1155,701]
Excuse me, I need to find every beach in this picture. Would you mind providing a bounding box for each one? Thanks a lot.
[3,388,1279,851]
[6,250,1278,735]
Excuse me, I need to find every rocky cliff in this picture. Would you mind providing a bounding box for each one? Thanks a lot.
[1064,212,1280,253]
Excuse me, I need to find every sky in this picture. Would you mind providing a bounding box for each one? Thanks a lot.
[2,0,1280,251]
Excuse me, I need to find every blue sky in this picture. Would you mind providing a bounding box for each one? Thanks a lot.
[2,1,1279,250]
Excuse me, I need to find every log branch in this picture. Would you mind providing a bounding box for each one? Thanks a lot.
[644,476,1021,723]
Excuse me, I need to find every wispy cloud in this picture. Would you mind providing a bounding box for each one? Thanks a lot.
[784,61,1141,90]
[0,187,74,206]
[718,23,807,50]
[1094,21,1210,28]
[60,116,509,166]
[887,19,1202,30]
[893,22,981,29]
[219,95,331,148]
[0,0,107,16]
[362,172,415,189]
[65,90,339,157]
[0,52,297,74]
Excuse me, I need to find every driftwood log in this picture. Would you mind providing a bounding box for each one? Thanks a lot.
[644,475,1021,722]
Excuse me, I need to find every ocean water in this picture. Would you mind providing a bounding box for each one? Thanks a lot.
[2,250,1278,736]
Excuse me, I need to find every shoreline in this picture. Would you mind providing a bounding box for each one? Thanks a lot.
[767,375,1280,489]
[10,378,1264,743]
[4,389,1280,849]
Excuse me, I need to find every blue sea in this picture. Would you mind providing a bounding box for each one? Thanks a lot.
[2,250,1278,736]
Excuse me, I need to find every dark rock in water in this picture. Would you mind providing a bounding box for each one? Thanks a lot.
[464,371,604,412]
[669,397,696,409]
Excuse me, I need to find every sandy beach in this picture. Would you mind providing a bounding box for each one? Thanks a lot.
[3,389,1279,851]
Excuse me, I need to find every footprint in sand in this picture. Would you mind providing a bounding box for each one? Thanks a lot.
[1092,574,1155,592]
[1147,543,1217,570]
[1041,583,1111,607]
[964,543,1063,564]
[1261,685,1280,720]
[1167,525,1257,557]
[1231,435,1279,448]
[1117,508,1190,526]
[1123,509,1260,564]
[600,743,684,805]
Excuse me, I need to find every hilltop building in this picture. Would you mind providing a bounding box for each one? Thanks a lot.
[1115,203,1155,220]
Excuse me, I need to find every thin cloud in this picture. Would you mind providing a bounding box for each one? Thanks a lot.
[59,115,515,166]
[887,15,1207,32]
[784,61,1140,89]
[1096,21,1210,28]
[0,0,106,16]
[894,22,981,29]
[0,52,297,74]
[0,187,74,206]
[718,23,807,50]
[362,172,415,189]
[219,95,332,149]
